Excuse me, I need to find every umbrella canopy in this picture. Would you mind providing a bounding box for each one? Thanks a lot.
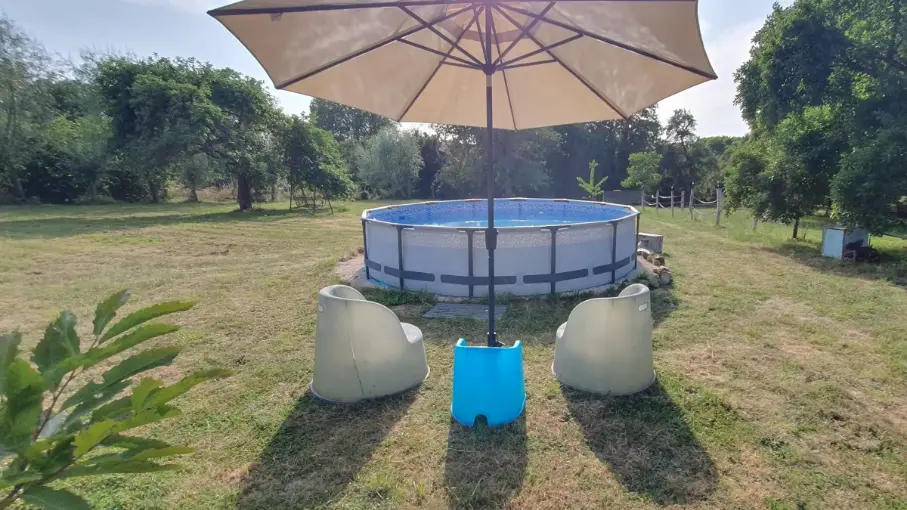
[210,0,715,129]
[210,0,715,346]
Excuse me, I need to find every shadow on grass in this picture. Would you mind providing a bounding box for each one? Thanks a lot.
[0,207,332,240]
[238,390,416,509]
[765,241,907,288]
[563,381,717,506]
[443,415,527,509]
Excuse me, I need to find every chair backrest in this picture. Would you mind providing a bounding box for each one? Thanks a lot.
[314,285,412,400]
[556,283,653,394]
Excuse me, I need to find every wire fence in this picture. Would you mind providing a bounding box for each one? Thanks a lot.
[641,184,726,225]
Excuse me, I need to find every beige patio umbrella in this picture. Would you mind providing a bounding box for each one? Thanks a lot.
[209,0,715,345]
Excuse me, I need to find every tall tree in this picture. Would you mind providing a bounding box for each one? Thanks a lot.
[355,127,422,199]
[735,0,907,233]
[0,17,55,201]
[310,99,395,142]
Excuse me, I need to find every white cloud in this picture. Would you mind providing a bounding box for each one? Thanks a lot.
[656,20,761,137]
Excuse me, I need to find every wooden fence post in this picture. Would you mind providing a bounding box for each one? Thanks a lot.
[670,186,675,217]
[689,184,695,221]
[715,184,723,226]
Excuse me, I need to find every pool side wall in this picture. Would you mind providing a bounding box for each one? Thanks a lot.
[363,199,639,297]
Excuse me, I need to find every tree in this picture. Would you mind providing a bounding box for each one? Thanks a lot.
[0,17,56,201]
[577,160,607,200]
[179,153,215,202]
[723,138,771,217]
[355,127,422,199]
[281,115,353,206]
[549,107,660,198]
[416,132,444,199]
[660,109,719,193]
[42,115,111,202]
[622,152,663,192]
[734,0,907,233]
[310,98,395,142]
[434,124,559,198]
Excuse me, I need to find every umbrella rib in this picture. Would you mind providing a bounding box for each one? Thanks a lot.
[209,0,696,17]
[492,2,555,68]
[397,6,482,122]
[498,33,582,68]
[493,5,629,120]
[474,5,487,64]
[489,12,518,130]
[398,39,481,68]
[498,3,717,80]
[274,4,474,89]
[399,6,485,66]
[499,59,557,70]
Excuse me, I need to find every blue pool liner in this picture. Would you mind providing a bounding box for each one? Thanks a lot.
[451,339,526,427]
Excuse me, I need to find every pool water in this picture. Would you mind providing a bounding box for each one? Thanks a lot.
[368,199,633,228]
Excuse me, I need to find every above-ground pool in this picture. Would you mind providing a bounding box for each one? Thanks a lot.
[362,199,640,297]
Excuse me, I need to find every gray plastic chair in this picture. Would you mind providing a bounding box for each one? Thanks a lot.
[553,283,655,395]
[312,285,429,403]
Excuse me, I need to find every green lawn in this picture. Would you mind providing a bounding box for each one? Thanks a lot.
[2,201,906,509]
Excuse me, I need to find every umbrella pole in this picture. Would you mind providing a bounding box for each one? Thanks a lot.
[486,70,497,348]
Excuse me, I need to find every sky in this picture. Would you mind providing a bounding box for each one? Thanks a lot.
[2,0,790,137]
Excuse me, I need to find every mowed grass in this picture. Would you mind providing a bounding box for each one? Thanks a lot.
[1,201,906,509]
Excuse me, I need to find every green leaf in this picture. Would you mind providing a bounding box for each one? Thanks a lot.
[32,312,80,386]
[20,487,90,510]
[146,369,233,408]
[0,470,42,489]
[0,360,44,452]
[63,380,131,433]
[100,434,172,451]
[131,378,163,412]
[73,420,117,457]
[113,405,182,433]
[93,289,130,337]
[101,301,195,342]
[81,324,181,372]
[56,460,180,480]
[0,331,22,395]
[89,396,132,423]
[61,347,180,410]
[25,435,75,476]
[130,446,193,461]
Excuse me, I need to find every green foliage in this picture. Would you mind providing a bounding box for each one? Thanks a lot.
[0,291,231,509]
[433,125,560,198]
[734,0,907,233]
[280,115,354,203]
[310,98,395,142]
[356,127,423,199]
[622,152,663,192]
[576,160,607,200]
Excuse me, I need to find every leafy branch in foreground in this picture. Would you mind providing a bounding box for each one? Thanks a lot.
[0,291,232,509]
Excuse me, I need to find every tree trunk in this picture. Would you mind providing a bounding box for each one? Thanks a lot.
[270,183,277,202]
[792,217,800,239]
[188,186,199,203]
[824,197,832,217]
[237,173,253,211]
[148,178,160,203]
[10,175,25,202]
